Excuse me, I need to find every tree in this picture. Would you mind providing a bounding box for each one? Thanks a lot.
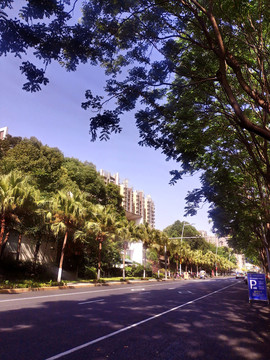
[62,158,107,204]
[164,220,209,251]
[115,219,137,280]
[50,191,86,282]
[1,137,64,193]
[0,135,22,162]
[84,204,118,280]
[136,223,158,278]
[0,171,30,254]
[4,2,270,143]
[185,146,270,270]
[4,1,270,263]
[193,249,203,277]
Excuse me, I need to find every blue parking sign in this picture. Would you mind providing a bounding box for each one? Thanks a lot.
[247,273,269,303]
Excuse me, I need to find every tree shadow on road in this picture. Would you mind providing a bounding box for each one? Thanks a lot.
[0,280,269,360]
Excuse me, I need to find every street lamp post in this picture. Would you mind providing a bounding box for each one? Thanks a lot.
[164,244,167,280]
[215,238,218,276]
[179,222,187,276]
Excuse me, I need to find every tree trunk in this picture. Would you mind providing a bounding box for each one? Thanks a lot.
[0,215,6,253]
[122,248,126,280]
[164,245,167,280]
[16,234,22,261]
[57,231,68,283]
[143,246,147,279]
[0,231,9,259]
[32,239,42,272]
[97,240,102,280]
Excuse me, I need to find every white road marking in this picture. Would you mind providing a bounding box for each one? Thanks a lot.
[168,288,175,290]
[78,299,104,305]
[131,288,145,292]
[0,282,173,304]
[44,282,237,360]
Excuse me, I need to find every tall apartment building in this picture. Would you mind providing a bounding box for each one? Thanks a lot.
[144,195,155,228]
[99,170,156,228]
[99,169,120,185]
[133,190,144,217]
[0,126,8,140]
[120,179,133,213]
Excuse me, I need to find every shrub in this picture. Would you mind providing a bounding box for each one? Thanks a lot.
[107,267,122,277]
[85,266,97,280]
[146,268,152,277]
[125,266,133,277]
[133,265,144,277]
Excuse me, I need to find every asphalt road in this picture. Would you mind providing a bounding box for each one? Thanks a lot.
[0,278,269,360]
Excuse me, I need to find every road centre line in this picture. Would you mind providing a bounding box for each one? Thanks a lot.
[44,282,238,360]
[78,299,104,305]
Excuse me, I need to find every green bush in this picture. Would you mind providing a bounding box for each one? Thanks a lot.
[107,267,122,277]
[146,268,152,277]
[133,265,144,277]
[125,266,134,277]
[85,266,97,280]
[153,272,165,279]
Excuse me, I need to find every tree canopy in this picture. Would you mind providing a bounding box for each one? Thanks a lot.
[2,1,270,267]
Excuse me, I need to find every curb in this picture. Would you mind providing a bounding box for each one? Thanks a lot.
[0,279,166,294]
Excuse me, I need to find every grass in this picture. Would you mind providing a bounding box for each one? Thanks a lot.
[0,276,151,290]
[0,279,67,289]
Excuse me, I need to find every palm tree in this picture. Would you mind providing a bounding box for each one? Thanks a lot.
[115,219,137,280]
[50,191,85,282]
[0,171,40,260]
[0,171,26,254]
[193,250,204,277]
[14,185,41,261]
[84,204,117,280]
[136,223,158,278]
[179,242,192,274]
[203,251,216,276]
[151,230,169,279]
[160,232,169,279]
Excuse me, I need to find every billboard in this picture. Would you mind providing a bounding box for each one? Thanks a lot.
[247,273,269,303]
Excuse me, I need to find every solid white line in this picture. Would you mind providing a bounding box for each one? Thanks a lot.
[44,282,237,360]
[78,299,104,305]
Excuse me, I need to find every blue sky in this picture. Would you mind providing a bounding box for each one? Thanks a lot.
[0,7,214,235]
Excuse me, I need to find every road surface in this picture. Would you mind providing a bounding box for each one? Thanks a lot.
[0,278,269,360]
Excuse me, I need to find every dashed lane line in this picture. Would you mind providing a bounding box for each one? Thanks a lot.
[78,299,104,305]
[44,282,238,360]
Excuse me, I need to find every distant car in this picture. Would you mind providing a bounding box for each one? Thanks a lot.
[236,272,245,279]
[199,270,206,279]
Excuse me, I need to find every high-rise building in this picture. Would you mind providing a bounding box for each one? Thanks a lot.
[144,195,155,228]
[0,126,8,140]
[99,169,120,185]
[100,169,156,228]
[133,190,144,217]
[120,179,133,213]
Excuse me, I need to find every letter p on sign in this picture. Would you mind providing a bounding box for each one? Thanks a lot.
[250,280,257,289]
